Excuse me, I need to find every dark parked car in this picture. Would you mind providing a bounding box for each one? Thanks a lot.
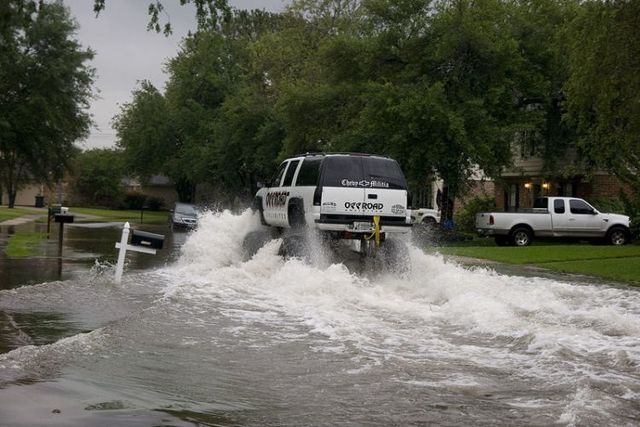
[170,203,198,230]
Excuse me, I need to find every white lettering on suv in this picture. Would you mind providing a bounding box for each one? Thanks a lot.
[344,202,384,211]
[341,179,389,188]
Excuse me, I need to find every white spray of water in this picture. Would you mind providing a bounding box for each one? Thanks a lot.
[164,210,640,359]
[159,209,640,422]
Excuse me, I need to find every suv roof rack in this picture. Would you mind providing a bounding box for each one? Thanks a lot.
[295,152,390,158]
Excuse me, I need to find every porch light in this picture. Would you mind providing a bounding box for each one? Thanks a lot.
[542,182,550,189]
[524,182,532,189]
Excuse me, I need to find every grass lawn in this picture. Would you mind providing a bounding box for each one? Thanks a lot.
[70,207,168,225]
[436,243,640,285]
[5,232,47,257]
[0,207,44,222]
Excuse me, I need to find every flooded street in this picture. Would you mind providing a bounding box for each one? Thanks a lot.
[1,210,639,426]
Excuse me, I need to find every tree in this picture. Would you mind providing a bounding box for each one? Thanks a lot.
[565,0,640,190]
[0,1,94,207]
[114,10,287,203]
[92,0,231,35]
[271,0,524,223]
[71,148,125,207]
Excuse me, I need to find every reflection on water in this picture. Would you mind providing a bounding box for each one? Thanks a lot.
[1,210,639,426]
[0,221,187,290]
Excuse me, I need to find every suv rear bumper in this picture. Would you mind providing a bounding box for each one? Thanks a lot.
[315,214,411,234]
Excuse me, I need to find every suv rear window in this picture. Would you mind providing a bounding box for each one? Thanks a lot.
[295,157,323,186]
[319,156,407,189]
[364,157,406,189]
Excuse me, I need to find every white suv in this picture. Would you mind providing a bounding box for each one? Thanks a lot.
[247,153,412,269]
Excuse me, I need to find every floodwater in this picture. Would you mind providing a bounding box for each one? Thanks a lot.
[1,211,639,426]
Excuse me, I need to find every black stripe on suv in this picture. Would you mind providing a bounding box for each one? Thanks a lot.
[316,214,411,226]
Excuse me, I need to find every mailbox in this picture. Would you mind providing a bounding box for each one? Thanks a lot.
[54,214,75,223]
[49,206,62,216]
[130,229,164,250]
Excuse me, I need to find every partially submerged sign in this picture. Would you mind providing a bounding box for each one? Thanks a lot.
[114,222,165,283]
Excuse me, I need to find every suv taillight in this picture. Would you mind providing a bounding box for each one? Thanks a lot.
[313,186,322,206]
[489,215,494,225]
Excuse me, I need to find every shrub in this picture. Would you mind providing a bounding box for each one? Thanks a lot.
[123,192,146,210]
[454,196,496,234]
[145,196,164,211]
[620,192,640,239]
[589,197,626,214]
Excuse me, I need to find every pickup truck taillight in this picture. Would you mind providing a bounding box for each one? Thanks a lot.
[489,215,494,225]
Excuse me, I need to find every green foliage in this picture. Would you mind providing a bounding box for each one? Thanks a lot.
[565,0,640,188]
[122,192,147,210]
[111,0,635,219]
[0,1,95,207]
[71,149,125,208]
[620,192,640,240]
[589,197,626,215]
[93,0,231,35]
[454,196,496,234]
[145,196,165,211]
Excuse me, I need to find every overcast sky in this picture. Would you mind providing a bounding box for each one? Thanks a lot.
[64,0,286,150]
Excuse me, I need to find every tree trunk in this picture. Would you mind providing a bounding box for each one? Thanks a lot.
[8,190,17,209]
[175,178,196,203]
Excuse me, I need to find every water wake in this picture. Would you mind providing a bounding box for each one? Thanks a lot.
[1,208,639,425]
[165,209,640,368]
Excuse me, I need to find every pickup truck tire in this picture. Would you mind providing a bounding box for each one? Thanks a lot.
[606,226,629,246]
[510,227,533,247]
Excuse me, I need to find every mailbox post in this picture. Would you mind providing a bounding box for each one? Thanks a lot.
[114,222,164,283]
[53,208,74,278]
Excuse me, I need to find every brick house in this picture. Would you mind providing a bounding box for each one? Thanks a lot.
[494,145,629,211]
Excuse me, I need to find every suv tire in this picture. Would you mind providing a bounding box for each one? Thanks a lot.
[288,199,305,229]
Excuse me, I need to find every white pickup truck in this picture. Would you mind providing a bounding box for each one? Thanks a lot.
[476,197,632,246]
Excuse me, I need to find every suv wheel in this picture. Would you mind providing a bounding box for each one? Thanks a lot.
[288,200,305,229]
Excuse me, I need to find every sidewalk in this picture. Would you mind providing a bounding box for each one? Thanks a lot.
[0,214,46,226]
[0,207,99,227]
